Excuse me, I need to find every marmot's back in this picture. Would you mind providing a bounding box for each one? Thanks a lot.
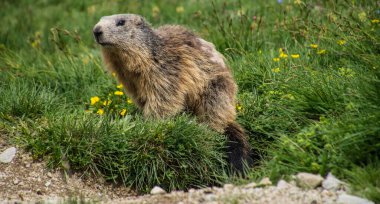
[156,25,229,75]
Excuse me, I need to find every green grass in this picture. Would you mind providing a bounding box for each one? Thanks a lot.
[0,0,379,201]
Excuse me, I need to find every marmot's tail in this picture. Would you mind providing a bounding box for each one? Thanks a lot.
[224,122,253,175]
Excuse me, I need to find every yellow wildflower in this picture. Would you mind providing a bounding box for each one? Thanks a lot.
[327,12,337,22]
[291,54,300,59]
[31,40,40,48]
[112,72,116,77]
[114,91,124,96]
[311,162,320,171]
[294,0,302,5]
[31,31,42,48]
[127,98,133,104]
[358,12,367,22]
[310,44,318,49]
[337,40,346,45]
[90,96,100,105]
[176,6,184,13]
[120,109,127,116]
[87,5,96,15]
[279,52,288,58]
[237,9,245,17]
[103,100,112,106]
[371,19,380,23]
[97,109,104,115]
[338,67,354,77]
[236,105,242,111]
[117,84,123,89]
[282,94,295,100]
[279,48,284,53]
[272,67,280,73]
[152,6,160,17]
[82,57,89,65]
[273,58,280,62]
[317,49,326,55]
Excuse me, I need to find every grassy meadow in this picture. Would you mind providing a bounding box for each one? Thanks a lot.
[1,0,380,201]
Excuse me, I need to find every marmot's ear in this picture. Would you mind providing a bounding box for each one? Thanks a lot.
[136,17,144,26]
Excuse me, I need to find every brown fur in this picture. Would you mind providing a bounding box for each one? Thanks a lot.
[94,14,251,172]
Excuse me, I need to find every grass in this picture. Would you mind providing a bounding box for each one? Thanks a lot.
[0,0,379,201]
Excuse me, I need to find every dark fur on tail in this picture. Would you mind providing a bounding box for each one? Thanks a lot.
[224,122,253,175]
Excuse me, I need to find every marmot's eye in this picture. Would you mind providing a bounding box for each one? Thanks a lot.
[116,19,125,27]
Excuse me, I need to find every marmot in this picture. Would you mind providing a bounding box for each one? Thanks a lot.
[93,14,252,173]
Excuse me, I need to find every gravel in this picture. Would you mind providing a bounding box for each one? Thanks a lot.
[0,147,374,204]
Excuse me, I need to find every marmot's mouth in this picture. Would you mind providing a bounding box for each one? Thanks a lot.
[98,42,114,46]
[94,36,114,47]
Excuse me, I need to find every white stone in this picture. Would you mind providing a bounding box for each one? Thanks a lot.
[45,180,51,187]
[296,172,323,189]
[223,183,234,190]
[150,186,166,195]
[244,182,257,189]
[277,180,292,189]
[0,147,17,163]
[204,194,217,202]
[13,178,20,185]
[47,172,53,178]
[259,177,272,186]
[322,172,344,191]
[337,193,374,204]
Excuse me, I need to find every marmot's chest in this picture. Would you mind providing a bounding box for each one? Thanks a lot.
[122,69,168,107]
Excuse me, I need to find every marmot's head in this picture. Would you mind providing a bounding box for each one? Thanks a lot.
[93,14,154,50]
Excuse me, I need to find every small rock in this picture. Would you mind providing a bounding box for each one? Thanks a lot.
[296,172,323,189]
[244,182,257,189]
[277,180,291,189]
[204,194,217,202]
[25,163,31,168]
[47,172,53,178]
[36,189,43,195]
[13,178,20,185]
[203,187,213,194]
[322,172,343,191]
[321,189,335,198]
[289,180,297,186]
[259,177,272,186]
[45,180,51,187]
[0,147,17,163]
[337,193,374,204]
[223,183,234,190]
[150,186,166,195]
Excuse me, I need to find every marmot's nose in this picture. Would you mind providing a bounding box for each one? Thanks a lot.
[93,26,103,38]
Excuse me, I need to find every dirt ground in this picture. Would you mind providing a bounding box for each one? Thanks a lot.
[0,142,132,203]
[0,142,372,204]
